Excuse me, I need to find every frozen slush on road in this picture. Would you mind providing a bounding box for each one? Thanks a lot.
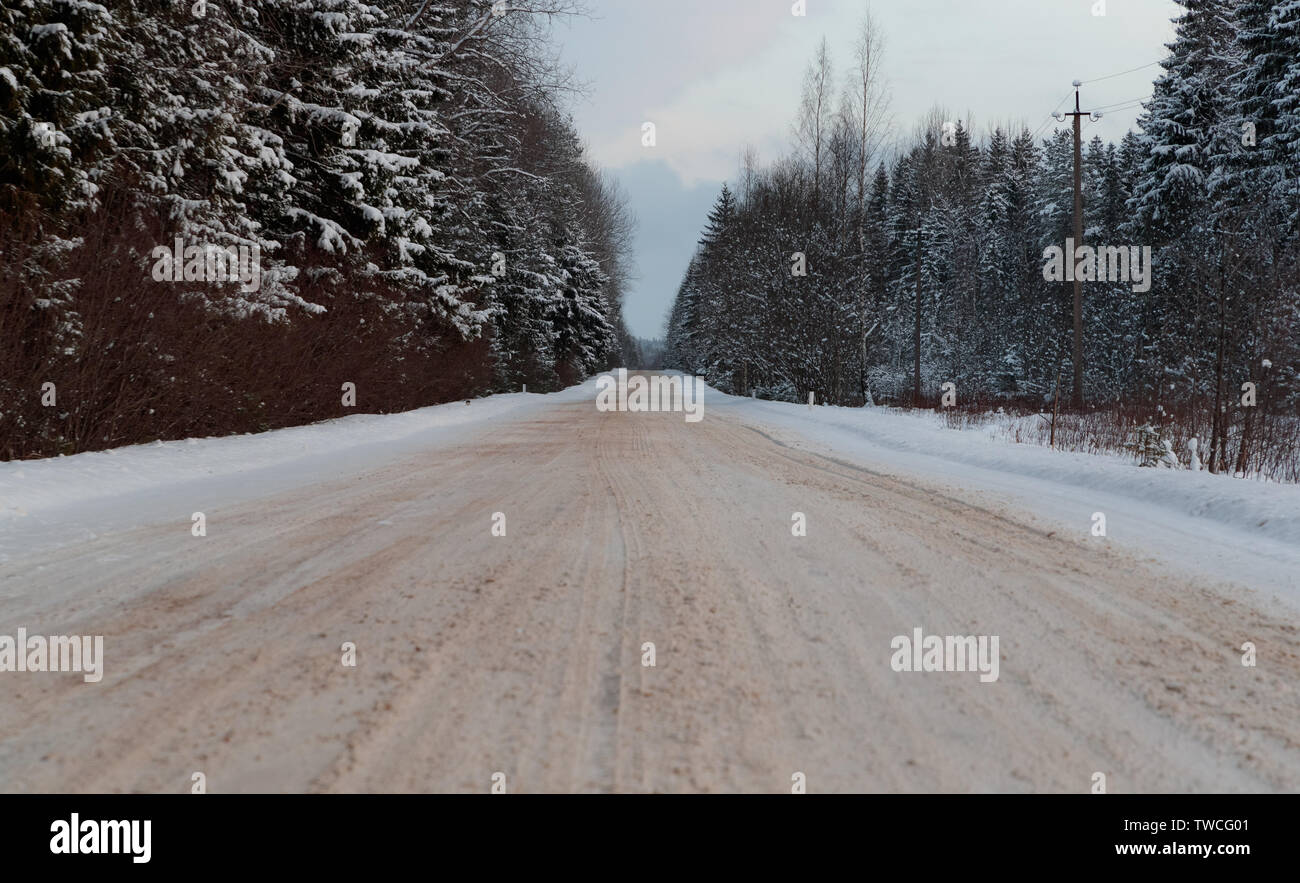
[1,375,1296,793]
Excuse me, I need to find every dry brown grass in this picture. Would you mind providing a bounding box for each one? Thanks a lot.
[940,402,1300,483]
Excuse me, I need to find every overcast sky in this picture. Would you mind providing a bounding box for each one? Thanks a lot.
[551,0,1182,339]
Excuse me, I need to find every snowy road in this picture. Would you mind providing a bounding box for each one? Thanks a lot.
[2,378,1298,792]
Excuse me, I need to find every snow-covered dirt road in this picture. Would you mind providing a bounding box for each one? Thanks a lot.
[2,378,1297,792]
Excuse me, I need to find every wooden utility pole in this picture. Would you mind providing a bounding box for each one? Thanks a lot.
[1055,82,1101,410]
[913,226,922,406]
[1210,256,1227,473]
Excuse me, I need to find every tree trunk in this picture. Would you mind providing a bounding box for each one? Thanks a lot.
[1209,267,1227,473]
[1234,403,1252,476]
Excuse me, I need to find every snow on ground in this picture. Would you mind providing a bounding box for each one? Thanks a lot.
[4,374,1297,609]
[707,385,1300,607]
[0,385,590,562]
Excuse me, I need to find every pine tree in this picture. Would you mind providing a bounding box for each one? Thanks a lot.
[1227,0,1300,229]
[1128,0,1239,245]
[0,0,113,217]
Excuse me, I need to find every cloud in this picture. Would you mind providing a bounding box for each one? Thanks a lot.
[553,0,1181,338]
[605,160,720,338]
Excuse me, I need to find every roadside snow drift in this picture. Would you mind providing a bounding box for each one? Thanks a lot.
[705,386,1300,606]
[0,385,590,561]
[4,376,1297,607]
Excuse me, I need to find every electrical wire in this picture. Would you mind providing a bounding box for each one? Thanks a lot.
[1091,95,1150,111]
[1031,92,1073,142]
[1080,61,1161,84]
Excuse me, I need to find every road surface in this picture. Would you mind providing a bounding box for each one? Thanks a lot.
[2,379,1297,792]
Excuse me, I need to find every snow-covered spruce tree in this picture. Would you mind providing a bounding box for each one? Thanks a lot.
[666,14,1296,476]
[1120,0,1238,421]
[664,254,704,375]
[1266,3,1300,230]
[1204,2,1300,463]
[858,162,890,401]
[0,0,118,455]
[481,103,622,392]
[1215,0,1300,229]
[1081,136,1137,402]
[1033,125,1076,392]
[974,126,1044,397]
[548,237,615,385]
[483,171,563,391]
[1132,421,1182,468]
[1126,0,1300,470]
[244,0,481,334]
[0,0,115,349]
[928,119,983,399]
[692,183,738,387]
[0,0,114,218]
[1,0,634,457]
[104,0,305,317]
[973,127,1015,393]
[881,146,921,401]
[1128,0,1239,246]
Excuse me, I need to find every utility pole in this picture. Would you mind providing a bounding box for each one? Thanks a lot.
[1054,81,1102,410]
[913,225,922,406]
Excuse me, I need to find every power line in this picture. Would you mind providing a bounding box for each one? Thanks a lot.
[1090,95,1150,111]
[1100,100,1148,115]
[1081,60,1164,85]
[1029,61,1162,142]
[1030,92,1073,141]
[1032,72,1155,143]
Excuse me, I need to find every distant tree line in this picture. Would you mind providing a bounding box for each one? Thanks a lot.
[666,1,1300,476]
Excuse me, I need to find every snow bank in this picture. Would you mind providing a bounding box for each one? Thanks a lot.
[4,375,1296,604]
[708,387,1300,604]
[0,385,589,560]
